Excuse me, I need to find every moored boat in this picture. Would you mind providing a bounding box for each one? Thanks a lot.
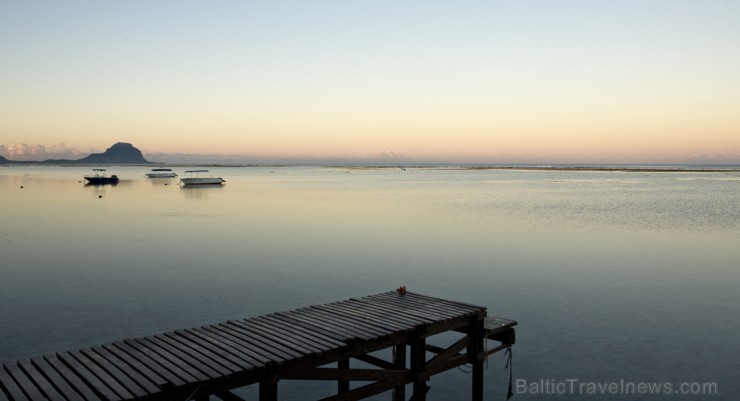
[145,167,177,178]
[84,169,119,185]
[180,170,225,186]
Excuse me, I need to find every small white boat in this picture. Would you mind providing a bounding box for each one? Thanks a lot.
[145,168,177,178]
[180,170,225,186]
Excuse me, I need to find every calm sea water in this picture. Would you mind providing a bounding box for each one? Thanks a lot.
[1,165,739,400]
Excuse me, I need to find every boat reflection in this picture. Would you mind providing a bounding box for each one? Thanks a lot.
[147,177,177,187]
[180,184,224,200]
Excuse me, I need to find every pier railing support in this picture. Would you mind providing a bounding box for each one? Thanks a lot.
[392,344,406,401]
[259,375,278,401]
[469,317,485,401]
[338,358,350,395]
[410,335,427,401]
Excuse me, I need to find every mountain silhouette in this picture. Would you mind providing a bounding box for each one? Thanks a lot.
[1,143,154,164]
[77,142,151,164]
[34,142,154,164]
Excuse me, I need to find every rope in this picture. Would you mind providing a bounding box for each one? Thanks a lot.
[182,384,202,401]
[457,363,472,373]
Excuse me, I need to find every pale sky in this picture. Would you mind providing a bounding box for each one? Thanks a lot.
[1,1,739,163]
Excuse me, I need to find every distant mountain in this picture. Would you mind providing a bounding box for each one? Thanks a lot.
[78,142,151,164]
[37,142,154,164]
[1,142,155,164]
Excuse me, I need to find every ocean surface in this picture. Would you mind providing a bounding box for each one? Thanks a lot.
[1,165,739,400]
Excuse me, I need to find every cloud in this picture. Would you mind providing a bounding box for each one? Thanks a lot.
[685,151,740,164]
[379,149,404,159]
[0,143,86,161]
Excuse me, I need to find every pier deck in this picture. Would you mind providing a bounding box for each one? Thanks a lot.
[0,291,516,401]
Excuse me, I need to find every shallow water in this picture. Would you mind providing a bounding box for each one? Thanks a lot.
[1,165,739,399]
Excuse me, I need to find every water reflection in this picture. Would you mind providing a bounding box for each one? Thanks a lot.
[180,184,225,200]
[146,177,177,187]
[1,166,739,399]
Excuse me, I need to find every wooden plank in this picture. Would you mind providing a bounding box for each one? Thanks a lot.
[113,340,196,385]
[271,312,356,343]
[100,343,174,387]
[368,293,473,318]
[484,317,518,335]
[68,350,137,400]
[399,292,485,314]
[358,296,458,322]
[259,315,347,349]
[319,302,415,330]
[236,318,324,354]
[4,362,48,401]
[277,310,366,341]
[370,293,476,317]
[300,305,391,336]
[208,324,293,363]
[87,346,161,395]
[342,299,434,326]
[228,320,316,356]
[316,303,410,333]
[312,309,398,341]
[16,359,67,401]
[170,329,255,371]
[225,320,313,357]
[211,323,298,361]
[142,336,223,379]
[250,316,340,351]
[178,328,263,370]
[351,296,444,321]
[338,299,430,327]
[29,356,92,401]
[195,326,277,365]
[304,306,395,337]
[56,351,123,401]
[0,364,31,401]
[280,309,377,341]
[78,348,150,399]
[130,338,212,381]
[43,355,103,401]
[162,332,242,374]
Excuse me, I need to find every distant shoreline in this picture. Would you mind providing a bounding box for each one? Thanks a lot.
[329,165,740,173]
[2,163,740,173]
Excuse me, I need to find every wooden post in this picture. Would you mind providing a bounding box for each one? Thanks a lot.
[392,344,406,401]
[410,336,427,401]
[469,318,485,401]
[338,358,350,395]
[259,375,278,401]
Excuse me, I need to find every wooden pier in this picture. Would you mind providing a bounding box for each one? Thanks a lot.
[0,291,516,401]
